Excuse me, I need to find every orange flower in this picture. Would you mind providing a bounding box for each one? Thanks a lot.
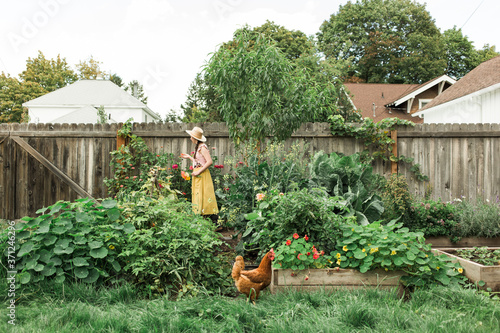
[181,171,191,181]
[286,240,291,246]
[293,233,299,239]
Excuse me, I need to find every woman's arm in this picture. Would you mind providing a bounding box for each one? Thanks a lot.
[192,146,212,176]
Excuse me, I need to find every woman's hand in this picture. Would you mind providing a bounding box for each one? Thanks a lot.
[180,153,191,160]
[192,170,200,177]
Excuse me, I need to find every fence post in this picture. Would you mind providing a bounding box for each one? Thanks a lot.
[391,130,398,174]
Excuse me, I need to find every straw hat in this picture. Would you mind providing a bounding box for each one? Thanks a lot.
[186,126,206,142]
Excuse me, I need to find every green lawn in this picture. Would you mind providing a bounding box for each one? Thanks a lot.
[1,281,499,332]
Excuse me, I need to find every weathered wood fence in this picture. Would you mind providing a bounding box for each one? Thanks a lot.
[1,122,499,220]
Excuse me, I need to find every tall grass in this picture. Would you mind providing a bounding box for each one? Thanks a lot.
[1,280,499,332]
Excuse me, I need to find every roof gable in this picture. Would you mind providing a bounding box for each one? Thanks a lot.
[51,105,118,124]
[418,55,500,111]
[386,75,456,107]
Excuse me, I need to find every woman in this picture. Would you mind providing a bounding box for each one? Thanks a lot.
[181,126,219,218]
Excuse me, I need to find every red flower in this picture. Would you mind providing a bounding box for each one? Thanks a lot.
[158,183,163,188]
[286,240,291,246]
[225,187,229,191]
[305,276,309,281]
[125,176,129,179]
[172,164,178,169]
[297,253,301,259]
[293,233,299,239]
[304,235,309,241]
[307,252,311,256]
[182,192,186,195]
[320,250,325,256]
[156,155,160,157]
[313,253,319,260]
[189,166,193,170]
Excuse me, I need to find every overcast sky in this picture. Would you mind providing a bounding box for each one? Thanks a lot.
[1,0,498,119]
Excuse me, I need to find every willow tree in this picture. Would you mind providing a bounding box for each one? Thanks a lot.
[204,30,317,146]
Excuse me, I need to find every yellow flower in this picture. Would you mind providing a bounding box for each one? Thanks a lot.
[458,268,463,273]
[336,253,341,259]
[336,259,341,265]
[384,268,388,271]
[436,266,440,270]
[384,237,387,240]
[362,248,366,252]
[391,250,397,255]
[370,247,378,254]
[109,245,115,250]
[425,254,428,257]
[343,245,348,251]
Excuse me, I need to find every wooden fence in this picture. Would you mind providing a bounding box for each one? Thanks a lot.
[0,122,499,220]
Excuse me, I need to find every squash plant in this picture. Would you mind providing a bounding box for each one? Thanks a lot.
[11,198,135,285]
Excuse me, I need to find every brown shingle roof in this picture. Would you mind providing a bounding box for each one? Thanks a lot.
[420,55,500,111]
[344,83,419,122]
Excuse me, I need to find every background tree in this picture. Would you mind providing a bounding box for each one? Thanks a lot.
[205,30,316,145]
[124,80,148,104]
[76,55,105,79]
[180,73,222,122]
[19,51,78,91]
[109,73,124,87]
[317,0,446,84]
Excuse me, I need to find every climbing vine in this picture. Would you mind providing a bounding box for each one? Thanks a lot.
[328,115,429,182]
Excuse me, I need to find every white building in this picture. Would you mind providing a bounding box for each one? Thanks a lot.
[413,55,500,123]
[24,79,161,123]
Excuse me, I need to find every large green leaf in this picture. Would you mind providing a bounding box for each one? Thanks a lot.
[74,267,89,279]
[43,235,58,246]
[106,208,121,221]
[54,275,66,283]
[19,272,31,284]
[101,199,117,209]
[17,241,35,257]
[73,257,90,267]
[83,268,99,283]
[36,220,50,234]
[90,247,108,259]
[41,263,56,277]
[33,263,44,272]
[123,224,136,234]
[38,249,52,263]
[88,240,103,249]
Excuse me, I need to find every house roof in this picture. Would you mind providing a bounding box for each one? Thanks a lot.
[344,83,419,122]
[416,55,500,113]
[386,75,456,107]
[51,105,118,124]
[23,79,159,119]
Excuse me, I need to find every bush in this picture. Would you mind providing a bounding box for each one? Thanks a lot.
[242,188,349,257]
[216,141,310,230]
[1,199,134,285]
[454,197,500,238]
[117,195,233,298]
[410,199,460,241]
[380,174,413,225]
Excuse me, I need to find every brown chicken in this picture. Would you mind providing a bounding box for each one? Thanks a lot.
[232,249,275,302]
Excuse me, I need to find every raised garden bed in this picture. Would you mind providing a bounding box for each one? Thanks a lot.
[425,236,500,248]
[270,268,405,296]
[432,248,500,291]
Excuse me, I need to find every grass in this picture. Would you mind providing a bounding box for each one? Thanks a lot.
[1,280,499,333]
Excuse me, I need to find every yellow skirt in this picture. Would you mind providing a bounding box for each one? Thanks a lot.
[191,168,219,215]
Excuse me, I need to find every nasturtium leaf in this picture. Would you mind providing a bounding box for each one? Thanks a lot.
[354,249,366,259]
[36,221,50,234]
[20,272,31,284]
[54,246,67,255]
[49,203,64,215]
[83,268,100,283]
[55,218,71,226]
[382,258,392,266]
[393,257,404,266]
[101,199,117,209]
[88,240,103,249]
[17,241,35,257]
[16,231,31,240]
[123,224,136,234]
[75,267,89,279]
[79,226,92,234]
[55,275,66,283]
[56,267,64,276]
[43,235,58,246]
[42,264,57,277]
[47,257,62,266]
[36,207,49,214]
[25,258,38,270]
[435,274,450,285]
[73,257,89,267]
[33,263,44,272]
[55,239,70,248]
[38,249,51,263]
[51,227,66,235]
[406,252,416,261]
[106,208,121,221]
[90,247,108,259]
[73,236,87,245]
[76,212,91,223]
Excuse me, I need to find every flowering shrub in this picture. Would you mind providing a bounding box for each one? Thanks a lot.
[334,220,465,287]
[273,233,330,270]
[410,199,460,241]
